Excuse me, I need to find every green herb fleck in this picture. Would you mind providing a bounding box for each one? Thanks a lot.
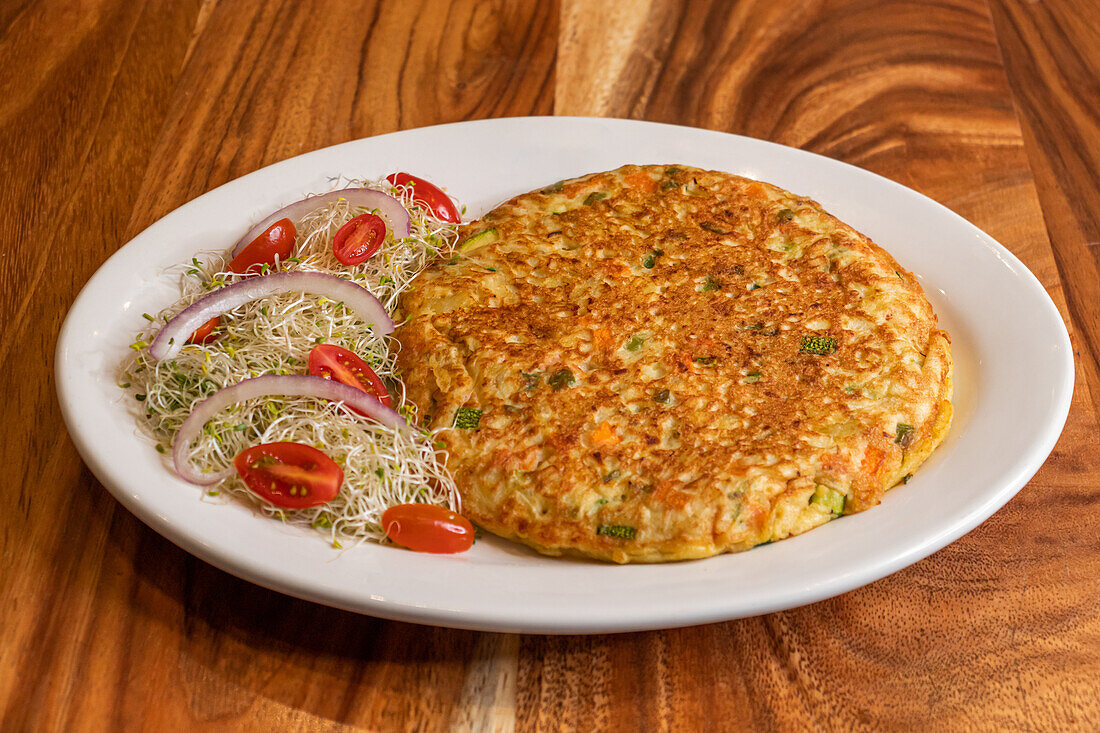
[744,372,762,383]
[800,335,837,355]
[776,208,795,223]
[693,356,716,366]
[895,423,915,448]
[900,473,913,484]
[597,524,637,540]
[541,180,564,194]
[583,191,608,206]
[625,335,645,352]
[748,283,761,291]
[602,470,620,483]
[595,499,608,508]
[454,407,482,429]
[664,167,682,176]
[700,222,728,234]
[521,371,540,390]
[548,368,575,390]
[701,275,722,292]
[653,389,671,403]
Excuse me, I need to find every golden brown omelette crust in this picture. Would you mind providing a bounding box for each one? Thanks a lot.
[396,165,952,563]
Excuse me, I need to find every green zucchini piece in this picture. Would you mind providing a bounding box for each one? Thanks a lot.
[810,485,846,516]
[458,228,499,252]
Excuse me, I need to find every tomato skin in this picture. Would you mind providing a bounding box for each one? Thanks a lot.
[332,213,386,266]
[192,219,297,344]
[229,218,297,275]
[188,315,222,345]
[386,173,460,224]
[382,504,475,553]
[234,442,342,509]
[307,344,391,407]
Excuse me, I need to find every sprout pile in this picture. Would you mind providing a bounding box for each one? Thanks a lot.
[119,177,463,547]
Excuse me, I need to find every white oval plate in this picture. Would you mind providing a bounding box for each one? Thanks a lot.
[57,117,1073,634]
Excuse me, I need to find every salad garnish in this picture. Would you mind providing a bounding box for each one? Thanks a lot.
[122,175,468,549]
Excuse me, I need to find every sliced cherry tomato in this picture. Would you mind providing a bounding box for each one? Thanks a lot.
[188,315,222,345]
[228,218,297,275]
[382,504,475,553]
[332,213,386,266]
[386,172,461,224]
[234,442,343,509]
[308,343,391,407]
[193,219,296,343]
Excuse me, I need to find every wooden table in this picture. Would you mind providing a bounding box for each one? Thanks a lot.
[4,1,1098,729]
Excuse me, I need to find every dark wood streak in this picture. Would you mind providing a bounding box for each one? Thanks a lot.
[4,1,556,730]
[547,1,1099,730]
[989,0,1100,423]
[0,1,203,729]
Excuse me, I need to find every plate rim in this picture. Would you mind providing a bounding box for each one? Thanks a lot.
[56,116,1075,634]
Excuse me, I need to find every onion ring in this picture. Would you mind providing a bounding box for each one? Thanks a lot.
[230,187,411,258]
[148,271,391,361]
[172,374,407,485]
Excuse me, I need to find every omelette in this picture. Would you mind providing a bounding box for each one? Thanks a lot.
[395,165,952,563]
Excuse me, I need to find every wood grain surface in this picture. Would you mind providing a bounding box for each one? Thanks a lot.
[2,0,1098,730]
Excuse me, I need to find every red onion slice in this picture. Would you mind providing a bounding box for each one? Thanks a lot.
[148,271,391,361]
[230,187,411,258]
[172,374,407,485]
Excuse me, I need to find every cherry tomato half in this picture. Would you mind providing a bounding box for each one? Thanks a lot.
[386,172,460,224]
[228,218,297,275]
[382,504,475,553]
[234,442,343,509]
[308,343,391,407]
[188,315,222,345]
[191,219,297,344]
[332,213,386,266]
